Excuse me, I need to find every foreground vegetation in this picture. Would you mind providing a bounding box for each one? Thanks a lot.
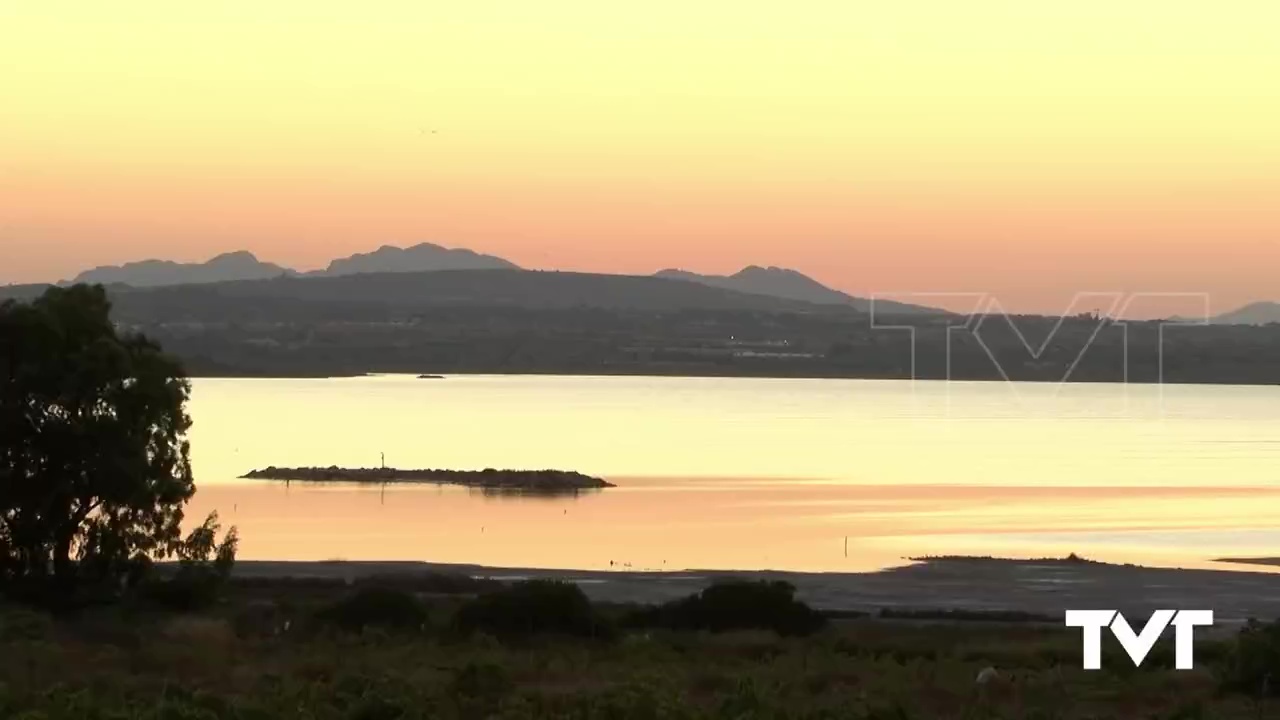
[4,575,1280,720]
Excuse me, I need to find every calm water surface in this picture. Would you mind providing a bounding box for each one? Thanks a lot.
[183,375,1280,572]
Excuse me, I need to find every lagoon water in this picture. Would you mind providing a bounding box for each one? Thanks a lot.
[184,374,1280,573]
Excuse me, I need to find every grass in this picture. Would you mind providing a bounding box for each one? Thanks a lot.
[0,576,1271,719]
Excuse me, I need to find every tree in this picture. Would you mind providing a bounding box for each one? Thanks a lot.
[0,284,223,598]
[139,511,239,610]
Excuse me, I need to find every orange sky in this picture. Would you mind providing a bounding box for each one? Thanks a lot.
[2,2,1278,314]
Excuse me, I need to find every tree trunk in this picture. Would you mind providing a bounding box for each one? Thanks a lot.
[52,530,74,584]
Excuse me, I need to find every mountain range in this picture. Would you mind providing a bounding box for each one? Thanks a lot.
[316,243,519,276]
[11,243,1271,323]
[60,243,939,315]
[1205,302,1280,326]
[655,266,933,315]
[70,243,518,287]
[70,251,293,287]
[1161,302,1280,326]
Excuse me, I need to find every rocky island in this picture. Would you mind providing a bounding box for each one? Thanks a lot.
[239,466,613,491]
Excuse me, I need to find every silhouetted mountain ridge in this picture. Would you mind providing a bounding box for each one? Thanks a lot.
[70,251,293,287]
[1209,301,1280,325]
[655,266,934,315]
[63,243,518,288]
[103,269,829,317]
[314,242,519,276]
[50,245,942,315]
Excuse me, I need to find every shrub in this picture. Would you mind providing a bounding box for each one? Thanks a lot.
[629,579,826,636]
[315,587,428,633]
[453,580,611,640]
[1221,618,1280,696]
[136,513,239,612]
[139,565,228,612]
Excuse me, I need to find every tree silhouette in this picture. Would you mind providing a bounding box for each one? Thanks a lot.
[0,284,213,598]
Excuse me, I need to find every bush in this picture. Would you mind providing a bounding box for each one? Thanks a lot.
[315,587,428,633]
[136,513,239,612]
[629,579,826,636]
[1221,618,1280,696]
[138,565,230,612]
[453,580,611,640]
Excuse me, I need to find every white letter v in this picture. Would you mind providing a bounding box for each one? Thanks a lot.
[1110,610,1176,667]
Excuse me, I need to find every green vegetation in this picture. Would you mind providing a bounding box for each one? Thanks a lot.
[627,579,827,637]
[1220,618,1280,698]
[454,579,613,640]
[137,512,239,611]
[315,586,429,633]
[0,576,1277,719]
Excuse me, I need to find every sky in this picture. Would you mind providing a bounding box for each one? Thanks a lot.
[2,1,1278,314]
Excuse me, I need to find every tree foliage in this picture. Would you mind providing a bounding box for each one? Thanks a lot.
[453,579,612,640]
[315,586,428,633]
[0,284,228,600]
[627,579,827,636]
[139,511,239,610]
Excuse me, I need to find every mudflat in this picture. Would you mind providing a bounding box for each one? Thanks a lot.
[230,556,1280,627]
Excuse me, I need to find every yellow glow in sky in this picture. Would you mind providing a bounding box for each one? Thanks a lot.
[3,1,1278,311]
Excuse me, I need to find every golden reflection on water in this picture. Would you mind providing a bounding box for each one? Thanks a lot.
[182,375,1280,572]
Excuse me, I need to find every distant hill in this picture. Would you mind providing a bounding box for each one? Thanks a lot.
[1209,302,1280,325]
[61,243,519,288]
[70,251,292,287]
[49,246,941,317]
[655,266,938,315]
[0,283,52,301]
[104,269,831,324]
[316,242,519,276]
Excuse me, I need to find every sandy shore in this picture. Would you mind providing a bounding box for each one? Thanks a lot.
[231,557,1280,626]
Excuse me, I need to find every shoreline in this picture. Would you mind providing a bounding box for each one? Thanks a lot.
[228,556,1280,626]
[182,370,1280,389]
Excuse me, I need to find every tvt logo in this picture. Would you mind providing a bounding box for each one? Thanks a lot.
[1065,610,1214,670]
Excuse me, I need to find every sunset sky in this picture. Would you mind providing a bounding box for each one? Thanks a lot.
[3,2,1277,314]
